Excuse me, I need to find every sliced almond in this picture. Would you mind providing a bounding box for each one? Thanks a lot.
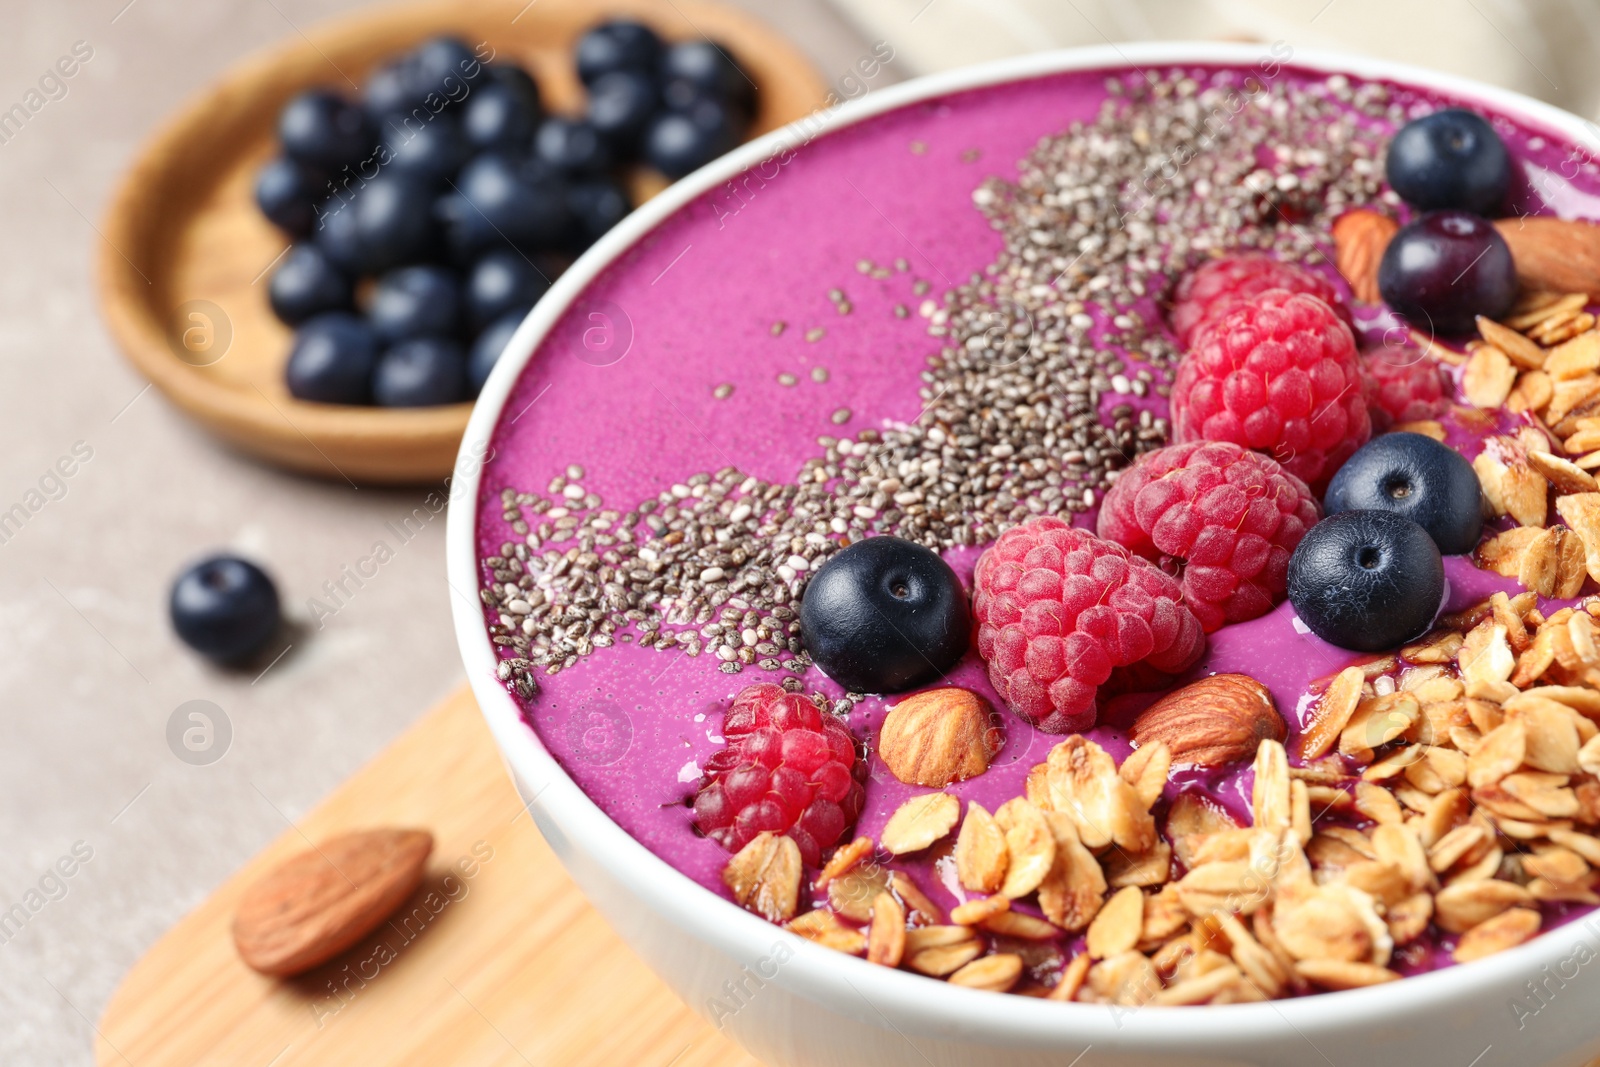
[827,865,890,922]
[905,931,983,977]
[1502,460,1550,527]
[788,909,867,955]
[1251,739,1292,835]
[1152,962,1243,1005]
[1463,345,1517,407]
[881,793,960,855]
[1048,952,1092,1002]
[815,837,873,889]
[1434,878,1534,933]
[994,797,1056,898]
[950,894,1010,926]
[953,801,1008,894]
[1294,959,1401,990]
[1300,666,1364,760]
[981,909,1061,940]
[1086,885,1145,959]
[1452,907,1542,963]
[1529,450,1599,494]
[1106,841,1173,889]
[866,891,906,966]
[1545,332,1600,380]
[948,953,1023,991]
[1036,809,1107,932]
[1084,950,1160,1006]
[1119,740,1172,811]
[1556,493,1600,581]
[1477,316,1547,370]
[1045,736,1155,852]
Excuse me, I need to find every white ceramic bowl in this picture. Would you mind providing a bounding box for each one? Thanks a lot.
[449,43,1600,1067]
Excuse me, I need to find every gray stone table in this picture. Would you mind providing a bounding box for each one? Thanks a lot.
[0,2,891,1062]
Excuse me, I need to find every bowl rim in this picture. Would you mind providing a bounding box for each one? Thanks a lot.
[448,41,1595,1046]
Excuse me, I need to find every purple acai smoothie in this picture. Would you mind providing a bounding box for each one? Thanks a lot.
[475,61,1600,998]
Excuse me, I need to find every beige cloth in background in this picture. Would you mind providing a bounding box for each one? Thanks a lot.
[834,0,1600,121]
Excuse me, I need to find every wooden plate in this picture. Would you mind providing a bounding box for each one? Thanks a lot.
[98,0,827,485]
[95,686,761,1066]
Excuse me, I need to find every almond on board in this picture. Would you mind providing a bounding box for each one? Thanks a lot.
[233,828,433,978]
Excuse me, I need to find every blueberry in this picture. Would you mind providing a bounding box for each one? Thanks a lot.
[566,179,630,252]
[461,80,539,151]
[286,313,378,404]
[380,113,469,186]
[370,265,461,342]
[644,99,738,178]
[439,154,569,257]
[255,157,325,237]
[800,536,970,693]
[373,337,467,406]
[465,250,548,328]
[534,117,612,175]
[660,40,753,115]
[278,89,372,172]
[364,57,420,119]
[575,20,663,85]
[313,198,366,272]
[170,555,281,664]
[468,309,526,395]
[485,63,541,115]
[1377,210,1516,334]
[352,175,438,272]
[1287,511,1444,652]
[1386,109,1511,216]
[408,36,483,104]
[268,244,352,325]
[1324,432,1485,554]
[587,70,658,151]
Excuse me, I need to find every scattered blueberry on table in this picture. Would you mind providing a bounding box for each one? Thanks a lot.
[258,26,753,407]
[169,555,283,665]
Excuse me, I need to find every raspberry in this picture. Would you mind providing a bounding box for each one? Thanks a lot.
[1361,347,1446,431]
[1170,290,1371,493]
[1096,442,1320,632]
[1168,253,1349,348]
[972,517,1204,733]
[692,683,865,867]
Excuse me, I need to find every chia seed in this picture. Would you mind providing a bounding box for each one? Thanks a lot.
[480,69,1393,696]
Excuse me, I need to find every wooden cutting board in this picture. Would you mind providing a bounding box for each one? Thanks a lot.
[95,685,761,1067]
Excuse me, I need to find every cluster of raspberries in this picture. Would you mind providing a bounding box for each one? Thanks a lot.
[972,518,1205,733]
[972,252,1435,733]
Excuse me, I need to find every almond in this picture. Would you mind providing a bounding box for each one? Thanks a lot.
[877,687,999,788]
[233,828,433,978]
[1333,208,1397,303]
[1129,674,1286,767]
[1494,217,1600,299]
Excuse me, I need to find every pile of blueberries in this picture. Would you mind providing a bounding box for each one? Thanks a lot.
[1376,108,1516,334]
[257,24,752,409]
